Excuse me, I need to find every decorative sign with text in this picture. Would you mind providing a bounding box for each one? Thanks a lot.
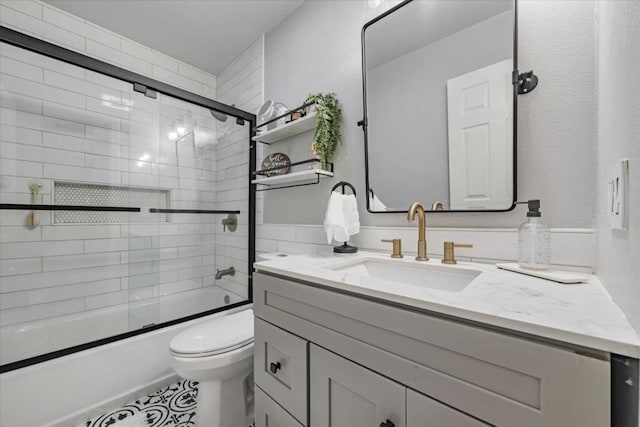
[261,153,291,177]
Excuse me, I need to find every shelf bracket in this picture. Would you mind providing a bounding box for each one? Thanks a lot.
[255,173,322,192]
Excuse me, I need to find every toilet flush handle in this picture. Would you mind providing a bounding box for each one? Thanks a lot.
[269,361,281,374]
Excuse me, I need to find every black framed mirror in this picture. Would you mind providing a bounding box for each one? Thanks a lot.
[361,0,519,213]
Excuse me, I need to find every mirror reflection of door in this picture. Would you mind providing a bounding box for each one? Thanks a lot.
[363,0,516,212]
[447,59,513,210]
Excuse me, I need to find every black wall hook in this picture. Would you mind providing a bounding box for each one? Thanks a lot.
[331,181,357,196]
[517,70,539,94]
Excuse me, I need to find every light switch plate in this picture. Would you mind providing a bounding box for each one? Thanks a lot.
[608,159,629,230]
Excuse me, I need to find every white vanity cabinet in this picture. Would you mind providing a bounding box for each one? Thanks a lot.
[253,272,611,427]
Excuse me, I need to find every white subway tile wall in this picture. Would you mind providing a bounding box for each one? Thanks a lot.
[0,0,217,97]
[214,36,263,299]
[0,0,253,365]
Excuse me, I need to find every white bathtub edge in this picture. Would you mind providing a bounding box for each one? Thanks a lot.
[1,303,251,427]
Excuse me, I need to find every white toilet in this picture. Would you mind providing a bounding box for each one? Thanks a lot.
[170,308,254,427]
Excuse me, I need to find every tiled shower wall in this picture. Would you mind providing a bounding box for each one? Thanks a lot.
[0,0,252,364]
[0,0,216,98]
[215,37,263,298]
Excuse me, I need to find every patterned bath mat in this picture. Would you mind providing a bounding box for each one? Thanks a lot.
[82,380,198,427]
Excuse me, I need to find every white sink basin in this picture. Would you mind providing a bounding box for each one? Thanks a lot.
[326,258,480,293]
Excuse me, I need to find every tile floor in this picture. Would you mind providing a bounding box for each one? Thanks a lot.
[81,380,198,427]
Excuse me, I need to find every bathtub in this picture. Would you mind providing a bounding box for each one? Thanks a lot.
[0,287,248,427]
[0,286,243,366]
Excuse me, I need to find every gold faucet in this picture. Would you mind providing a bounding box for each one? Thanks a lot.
[407,202,428,261]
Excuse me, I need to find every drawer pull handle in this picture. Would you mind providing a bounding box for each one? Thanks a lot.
[269,361,281,374]
[380,420,395,427]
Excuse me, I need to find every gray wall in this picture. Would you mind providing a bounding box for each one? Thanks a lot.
[595,0,640,333]
[263,0,596,228]
[367,11,512,209]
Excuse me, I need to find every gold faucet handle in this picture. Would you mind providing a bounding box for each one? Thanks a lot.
[442,242,473,265]
[381,239,403,259]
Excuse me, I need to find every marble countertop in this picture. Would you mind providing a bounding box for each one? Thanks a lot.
[254,252,640,358]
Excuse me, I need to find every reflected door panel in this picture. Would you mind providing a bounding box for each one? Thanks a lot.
[447,59,513,210]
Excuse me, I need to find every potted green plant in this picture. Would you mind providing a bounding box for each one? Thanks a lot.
[305,92,342,170]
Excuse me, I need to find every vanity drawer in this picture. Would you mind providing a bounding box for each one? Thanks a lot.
[255,385,304,427]
[254,317,308,425]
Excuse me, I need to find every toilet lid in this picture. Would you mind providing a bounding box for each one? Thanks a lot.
[170,308,254,356]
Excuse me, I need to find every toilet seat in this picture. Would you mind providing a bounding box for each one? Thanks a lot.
[170,308,254,358]
[171,338,254,358]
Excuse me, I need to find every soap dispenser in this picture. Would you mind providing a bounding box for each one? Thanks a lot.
[518,200,550,270]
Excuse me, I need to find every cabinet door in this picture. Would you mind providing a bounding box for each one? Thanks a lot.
[407,389,489,427]
[310,344,405,427]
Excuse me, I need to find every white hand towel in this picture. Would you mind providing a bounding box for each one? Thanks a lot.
[342,193,360,237]
[324,191,348,244]
[324,191,360,244]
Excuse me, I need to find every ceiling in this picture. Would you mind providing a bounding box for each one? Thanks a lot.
[44,0,303,75]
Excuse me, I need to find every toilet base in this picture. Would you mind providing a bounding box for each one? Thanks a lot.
[169,309,255,427]
[196,371,254,427]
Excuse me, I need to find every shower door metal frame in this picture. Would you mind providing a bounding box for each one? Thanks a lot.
[0,26,257,373]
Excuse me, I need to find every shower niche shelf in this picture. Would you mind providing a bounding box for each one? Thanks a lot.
[53,182,170,224]
[252,103,316,145]
[252,158,334,191]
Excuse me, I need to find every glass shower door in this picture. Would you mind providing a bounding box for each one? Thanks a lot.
[125,90,250,330]
[121,84,162,330]
[0,41,135,364]
[0,37,252,370]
